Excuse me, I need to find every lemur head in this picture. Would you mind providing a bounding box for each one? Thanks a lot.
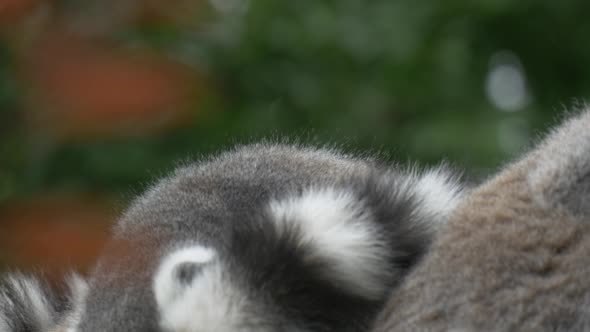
[1,144,464,332]
[373,109,590,331]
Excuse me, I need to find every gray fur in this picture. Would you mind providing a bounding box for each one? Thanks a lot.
[0,272,86,332]
[372,109,590,332]
[1,143,464,331]
[529,110,590,216]
[0,273,56,331]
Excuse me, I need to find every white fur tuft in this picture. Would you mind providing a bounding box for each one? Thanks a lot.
[3,275,55,330]
[269,188,389,299]
[59,274,89,332]
[413,168,464,224]
[154,246,216,311]
[153,246,249,332]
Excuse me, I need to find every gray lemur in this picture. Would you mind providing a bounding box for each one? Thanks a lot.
[0,143,464,331]
[372,109,590,331]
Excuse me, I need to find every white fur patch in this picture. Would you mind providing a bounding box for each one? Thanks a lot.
[269,188,389,299]
[153,246,250,332]
[413,168,464,224]
[4,275,54,330]
[154,246,216,311]
[59,274,89,332]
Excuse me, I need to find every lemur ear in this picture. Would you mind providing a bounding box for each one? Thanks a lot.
[528,110,590,216]
[153,246,247,332]
[153,246,216,310]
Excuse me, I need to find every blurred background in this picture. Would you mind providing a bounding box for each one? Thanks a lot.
[1,0,589,279]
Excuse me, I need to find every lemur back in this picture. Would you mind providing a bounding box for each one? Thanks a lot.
[1,143,463,332]
[372,110,590,331]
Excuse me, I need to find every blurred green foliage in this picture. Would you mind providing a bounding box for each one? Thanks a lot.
[1,0,590,203]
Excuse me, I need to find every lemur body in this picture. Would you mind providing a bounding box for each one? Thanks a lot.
[372,110,590,331]
[1,143,463,332]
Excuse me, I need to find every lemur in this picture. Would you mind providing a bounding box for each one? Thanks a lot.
[0,143,464,331]
[372,109,590,331]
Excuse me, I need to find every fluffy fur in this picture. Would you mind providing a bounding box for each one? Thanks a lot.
[268,188,389,299]
[412,168,464,224]
[0,273,87,332]
[0,274,55,331]
[153,247,249,332]
[372,109,590,331]
[0,143,464,331]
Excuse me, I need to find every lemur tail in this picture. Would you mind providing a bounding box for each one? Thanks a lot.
[0,273,86,332]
